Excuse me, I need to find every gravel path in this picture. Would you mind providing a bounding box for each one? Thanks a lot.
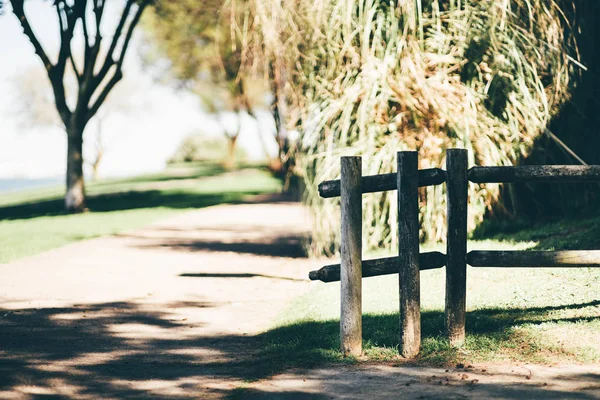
[0,196,598,399]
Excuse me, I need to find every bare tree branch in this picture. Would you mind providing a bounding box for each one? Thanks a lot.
[116,1,147,69]
[46,70,71,125]
[55,3,77,72]
[88,1,149,120]
[88,68,122,119]
[10,0,53,70]
[69,53,81,81]
[94,0,135,83]
[55,2,65,33]
[84,0,104,81]
[79,0,90,53]
[57,1,81,81]
[92,0,105,43]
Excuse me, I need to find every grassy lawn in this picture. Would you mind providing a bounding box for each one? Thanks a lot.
[253,213,600,374]
[0,163,281,264]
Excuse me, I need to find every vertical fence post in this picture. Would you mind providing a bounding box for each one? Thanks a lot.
[445,148,468,346]
[340,156,362,356]
[397,151,421,358]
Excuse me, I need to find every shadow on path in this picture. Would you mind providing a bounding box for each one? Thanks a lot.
[136,235,308,259]
[0,300,255,398]
[1,300,599,398]
[179,273,305,282]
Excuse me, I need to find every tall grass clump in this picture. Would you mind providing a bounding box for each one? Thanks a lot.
[234,0,579,256]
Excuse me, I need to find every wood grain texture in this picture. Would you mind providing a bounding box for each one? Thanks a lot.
[340,156,362,356]
[397,151,421,358]
[308,252,446,282]
[468,165,600,183]
[445,149,468,347]
[467,250,600,267]
[318,168,446,198]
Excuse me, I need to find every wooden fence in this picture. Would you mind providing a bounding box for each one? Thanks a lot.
[309,149,600,358]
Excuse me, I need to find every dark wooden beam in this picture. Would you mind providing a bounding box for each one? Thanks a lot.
[308,252,446,283]
[467,250,600,268]
[468,165,600,184]
[318,168,446,198]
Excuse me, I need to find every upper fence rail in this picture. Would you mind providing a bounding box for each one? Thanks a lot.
[468,165,600,183]
[318,167,446,198]
[318,165,600,199]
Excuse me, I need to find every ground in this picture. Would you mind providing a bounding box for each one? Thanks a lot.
[1,194,599,399]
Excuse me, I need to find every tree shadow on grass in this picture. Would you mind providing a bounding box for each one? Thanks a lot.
[1,300,599,398]
[256,299,600,375]
[93,163,229,186]
[471,210,600,251]
[0,190,268,221]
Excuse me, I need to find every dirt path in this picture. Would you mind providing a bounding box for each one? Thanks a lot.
[0,196,599,399]
[0,196,321,398]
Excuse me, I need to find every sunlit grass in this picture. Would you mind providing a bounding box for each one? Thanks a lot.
[257,217,600,369]
[0,164,281,264]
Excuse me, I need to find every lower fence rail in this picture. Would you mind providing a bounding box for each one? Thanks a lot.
[467,250,600,268]
[310,250,600,284]
[309,251,446,283]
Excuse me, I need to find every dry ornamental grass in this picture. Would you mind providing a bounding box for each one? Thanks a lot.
[234,0,580,256]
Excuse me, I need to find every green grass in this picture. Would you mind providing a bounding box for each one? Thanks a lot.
[253,216,600,373]
[0,163,281,264]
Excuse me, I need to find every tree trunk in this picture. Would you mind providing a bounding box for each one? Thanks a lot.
[65,127,86,212]
[224,134,238,170]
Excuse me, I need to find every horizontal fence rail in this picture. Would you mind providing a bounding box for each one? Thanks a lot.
[468,165,600,183]
[309,251,446,283]
[318,168,446,198]
[467,250,600,268]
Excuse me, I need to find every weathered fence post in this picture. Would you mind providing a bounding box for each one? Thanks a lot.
[340,156,362,356]
[397,151,421,358]
[445,149,468,346]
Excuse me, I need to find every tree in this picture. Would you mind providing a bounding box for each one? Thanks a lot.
[142,0,277,170]
[7,0,150,211]
[13,65,145,181]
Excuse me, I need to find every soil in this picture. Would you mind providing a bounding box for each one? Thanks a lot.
[0,195,598,399]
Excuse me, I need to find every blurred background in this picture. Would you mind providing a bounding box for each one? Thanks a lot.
[0,0,598,258]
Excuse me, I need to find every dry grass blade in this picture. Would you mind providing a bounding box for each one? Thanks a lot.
[234,0,578,257]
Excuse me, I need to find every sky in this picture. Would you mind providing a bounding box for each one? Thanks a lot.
[0,1,277,179]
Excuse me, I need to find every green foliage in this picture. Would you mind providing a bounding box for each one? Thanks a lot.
[168,134,248,164]
[144,0,225,81]
[142,0,268,113]
[236,0,579,256]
